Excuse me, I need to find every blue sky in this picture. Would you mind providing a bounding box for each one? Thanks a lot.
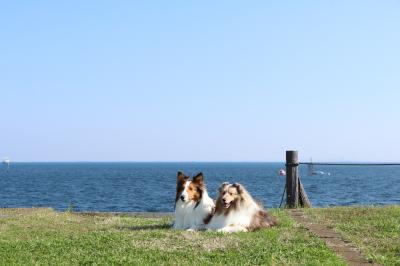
[1,1,399,162]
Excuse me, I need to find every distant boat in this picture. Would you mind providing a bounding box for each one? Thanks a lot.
[2,157,10,165]
[308,158,330,176]
[279,169,286,176]
[3,157,10,170]
[312,170,331,176]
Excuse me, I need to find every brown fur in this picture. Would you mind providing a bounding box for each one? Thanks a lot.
[175,172,205,203]
[175,171,189,203]
[187,173,204,202]
[248,210,278,231]
[203,206,215,224]
[214,183,243,216]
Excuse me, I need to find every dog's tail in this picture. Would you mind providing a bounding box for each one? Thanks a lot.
[248,210,278,231]
[263,211,279,226]
[260,210,278,227]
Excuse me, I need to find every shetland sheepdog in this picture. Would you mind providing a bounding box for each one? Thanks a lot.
[206,182,276,232]
[173,171,215,230]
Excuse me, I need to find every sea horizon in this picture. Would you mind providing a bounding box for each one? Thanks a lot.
[5,160,400,164]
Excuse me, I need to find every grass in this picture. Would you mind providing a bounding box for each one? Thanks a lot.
[0,208,345,266]
[306,205,400,266]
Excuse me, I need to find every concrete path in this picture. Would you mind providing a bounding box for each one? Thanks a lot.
[289,209,380,266]
[77,211,174,218]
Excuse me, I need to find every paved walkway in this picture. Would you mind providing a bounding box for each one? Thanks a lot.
[289,209,380,266]
[78,211,173,218]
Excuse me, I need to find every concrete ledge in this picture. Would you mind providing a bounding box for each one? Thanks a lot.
[74,212,174,218]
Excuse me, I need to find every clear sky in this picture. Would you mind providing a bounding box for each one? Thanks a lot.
[1,1,399,162]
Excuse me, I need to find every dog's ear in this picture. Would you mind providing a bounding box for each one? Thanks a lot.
[232,183,243,194]
[218,182,230,193]
[192,172,204,184]
[177,171,189,182]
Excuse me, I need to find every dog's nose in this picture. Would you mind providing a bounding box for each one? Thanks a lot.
[222,198,226,203]
[180,195,185,201]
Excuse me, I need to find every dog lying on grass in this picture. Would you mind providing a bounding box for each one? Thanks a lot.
[206,182,277,233]
[173,171,215,231]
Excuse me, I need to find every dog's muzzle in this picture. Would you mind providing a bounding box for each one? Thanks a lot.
[222,199,230,208]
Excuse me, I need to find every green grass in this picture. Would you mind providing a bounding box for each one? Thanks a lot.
[306,205,400,266]
[0,208,345,265]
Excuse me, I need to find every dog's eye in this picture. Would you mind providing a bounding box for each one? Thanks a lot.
[229,192,233,196]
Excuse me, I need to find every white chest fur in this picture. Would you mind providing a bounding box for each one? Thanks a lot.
[173,191,214,230]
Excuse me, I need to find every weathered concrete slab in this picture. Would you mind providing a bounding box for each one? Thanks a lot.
[75,211,174,218]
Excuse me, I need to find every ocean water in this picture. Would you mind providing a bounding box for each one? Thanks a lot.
[0,163,399,212]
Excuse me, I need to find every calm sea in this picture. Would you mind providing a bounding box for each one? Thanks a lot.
[0,163,399,212]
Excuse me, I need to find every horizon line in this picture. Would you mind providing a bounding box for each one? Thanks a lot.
[4,160,400,164]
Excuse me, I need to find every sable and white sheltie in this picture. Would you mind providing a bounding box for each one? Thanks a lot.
[206,182,276,233]
[173,171,215,230]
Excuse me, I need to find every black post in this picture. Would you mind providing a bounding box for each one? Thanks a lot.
[298,178,312,208]
[286,150,299,208]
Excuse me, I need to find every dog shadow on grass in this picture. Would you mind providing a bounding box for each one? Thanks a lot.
[115,223,172,231]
